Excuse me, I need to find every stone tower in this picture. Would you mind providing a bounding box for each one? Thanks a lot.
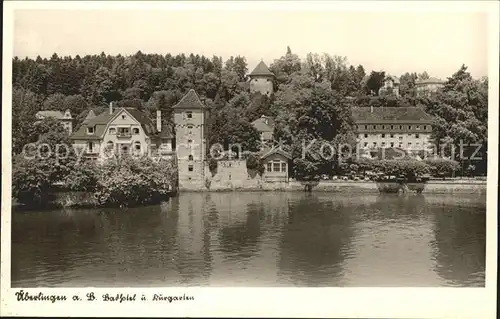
[248,60,275,96]
[173,89,209,188]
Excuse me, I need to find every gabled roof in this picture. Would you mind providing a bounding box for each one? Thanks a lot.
[172,89,207,110]
[36,110,66,120]
[251,115,274,133]
[249,61,274,77]
[352,107,434,124]
[71,107,157,140]
[83,109,97,123]
[260,146,292,160]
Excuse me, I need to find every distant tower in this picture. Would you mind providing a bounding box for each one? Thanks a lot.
[248,60,275,96]
[173,89,209,188]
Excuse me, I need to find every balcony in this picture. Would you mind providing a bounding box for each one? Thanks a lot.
[117,132,132,138]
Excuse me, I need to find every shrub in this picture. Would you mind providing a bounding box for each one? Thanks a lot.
[64,161,99,192]
[93,156,177,207]
[12,155,53,207]
[424,158,460,178]
[246,153,264,176]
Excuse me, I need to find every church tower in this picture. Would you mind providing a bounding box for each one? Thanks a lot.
[248,60,275,96]
[173,89,209,188]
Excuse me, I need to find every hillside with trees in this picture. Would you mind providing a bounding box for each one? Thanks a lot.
[12,49,488,178]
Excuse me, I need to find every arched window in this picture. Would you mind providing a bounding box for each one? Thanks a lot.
[133,128,140,135]
[188,155,193,161]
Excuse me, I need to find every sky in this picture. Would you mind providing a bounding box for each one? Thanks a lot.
[12,5,489,79]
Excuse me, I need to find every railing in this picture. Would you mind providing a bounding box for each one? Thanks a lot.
[117,132,132,138]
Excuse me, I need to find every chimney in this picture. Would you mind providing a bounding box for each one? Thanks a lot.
[156,110,162,132]
[109,101,113,115]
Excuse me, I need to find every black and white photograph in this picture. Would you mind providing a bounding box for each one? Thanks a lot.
[1,1,498,318]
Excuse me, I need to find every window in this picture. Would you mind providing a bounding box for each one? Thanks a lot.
[188,165,194,172]
[416,125,420,130]
[373,125,377,129]
[382,125,385,129]
[281,163,287,172]
[133,128,140,135]
[267,163,272,172]
[390,134,394,138]
[381,133,386,138]
[87,127,94,134]
[188,139,192,144]
[364,125,368,129]
[390,142,394,147]
[399,136,403,140]
[273,162,280,172]
[121,145,129,153]
[121,115,126,120]
[399,142,403,147]
[134,142,141,151]
[373,142,377,147]
[186,111,193,119]
[416,133,420,138]
[381,142,386,147]
[408,142,412,147]
[390,125,394,130]
[416,142,420,147]
[188,155,193,161]
[364,134,368,138]
[408,125,412,130]
[88,142,94,152]
[118,128,130,136]
[423,125,427,130]
[363,142,368,147]
[109,128,116,135]
[106,141,114,149]
[399,125,403,129]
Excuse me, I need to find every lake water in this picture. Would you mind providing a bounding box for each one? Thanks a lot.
[11,192,486,287]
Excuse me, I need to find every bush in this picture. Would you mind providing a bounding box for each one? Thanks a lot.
[356,158,430,178]
[93,156,177,207]
[64,161,99,192]
[12,155,53,207]
[424,158,460,178]
[246,153,264,176]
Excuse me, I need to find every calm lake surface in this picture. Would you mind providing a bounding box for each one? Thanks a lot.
[11,192,486,287]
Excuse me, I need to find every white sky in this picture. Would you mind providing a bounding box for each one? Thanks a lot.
[12,3,489,79]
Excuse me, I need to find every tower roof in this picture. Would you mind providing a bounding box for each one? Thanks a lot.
[249,61,274,77]
[172,89,207,110]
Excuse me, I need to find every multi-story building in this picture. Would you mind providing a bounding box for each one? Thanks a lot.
[70,103,173,161]
[353,106,433,151]
[173,89,209,187]
[248,60,274,96]
[35,110,73,135]
[415,77,445,96]
[379,75,400,97]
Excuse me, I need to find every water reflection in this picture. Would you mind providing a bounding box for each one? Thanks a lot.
[11,192,486,287]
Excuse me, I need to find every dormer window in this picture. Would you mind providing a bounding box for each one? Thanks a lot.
[87,127,94,134]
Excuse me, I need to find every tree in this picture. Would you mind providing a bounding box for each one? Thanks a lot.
[43,93,66,110]
[364,71,385,95]
[12,118,77,207]
[12,88,42,154]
